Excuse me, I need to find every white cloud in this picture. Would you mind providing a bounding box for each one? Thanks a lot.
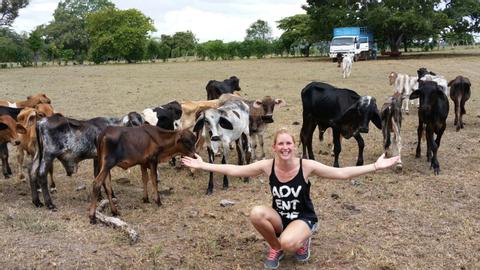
[11,0,306,41]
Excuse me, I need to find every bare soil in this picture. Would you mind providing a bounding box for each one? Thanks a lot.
[0,50,479,270]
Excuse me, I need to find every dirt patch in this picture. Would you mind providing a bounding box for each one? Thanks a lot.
[1,51,480,269]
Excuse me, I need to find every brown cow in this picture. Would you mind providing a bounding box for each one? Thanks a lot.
[0,93,51,108]
[88,127,196,224]
[16,105,55,181]
[247,96,286,160]
[0,115,27,145]
[448,75,471,131]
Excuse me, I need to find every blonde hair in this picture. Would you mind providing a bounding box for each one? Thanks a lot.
[273,127,296,145]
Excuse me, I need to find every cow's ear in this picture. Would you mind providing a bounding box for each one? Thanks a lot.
[253,100,263,109]
[275,99,286,107]
[16,123,27,134]
[219,117,233,130]
[193,115,205,132]
[447,79,455,87]
[371,109,382,130]
[26,112,37,126]
[410,90,420,100]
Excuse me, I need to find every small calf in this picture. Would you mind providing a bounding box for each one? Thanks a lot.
[388,71,419,113]
[88,127,196,224]
[448,76,471,131]
[380,94,403,172]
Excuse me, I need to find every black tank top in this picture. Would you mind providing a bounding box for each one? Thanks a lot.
[269,158,318,225]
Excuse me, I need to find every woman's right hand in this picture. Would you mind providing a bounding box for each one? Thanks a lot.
[181,153,204,169]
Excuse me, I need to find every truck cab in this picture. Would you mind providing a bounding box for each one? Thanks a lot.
[329,27,373,61]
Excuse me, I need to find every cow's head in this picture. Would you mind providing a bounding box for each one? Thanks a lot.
[388,72,398,85]
[35,103,55,118]
[417,67,436,81]
[0,115,27,145]
[175,129,197,158]
[229,76,241,91]
[17,108,38,130]
[193,109,233,154]
[122,111,145,127]
[336,53,343,67]
[27,93,51,104]
[410,81,445,114]
[253,96,286,124]
[338,96,382,138]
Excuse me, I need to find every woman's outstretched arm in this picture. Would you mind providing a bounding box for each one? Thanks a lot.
[181,154,270,178]
[303,154,400,180]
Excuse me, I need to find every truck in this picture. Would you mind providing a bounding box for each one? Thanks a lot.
[329,27,374,61]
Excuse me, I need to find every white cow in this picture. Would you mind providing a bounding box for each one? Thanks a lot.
[341,55,353,78]
[388,72,419,114]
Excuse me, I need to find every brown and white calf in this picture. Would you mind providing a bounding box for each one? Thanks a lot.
[88,127,197,224]
[388,72,419,114]
[247,96,286,160]
[380,93,403,172]
[448,75,471,131]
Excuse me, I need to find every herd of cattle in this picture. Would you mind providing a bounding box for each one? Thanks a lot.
[0,68,472,224]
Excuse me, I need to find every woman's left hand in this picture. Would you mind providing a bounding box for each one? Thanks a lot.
[374,153,400,170]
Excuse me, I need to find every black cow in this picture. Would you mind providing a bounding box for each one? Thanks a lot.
[0,106,23,178]
[417,67,436,79]
[206,76,241,100]
[409,80,449,175]
[300,82,382,167]
[448,76,471,131]
[336,52,343,67]
[29,112,144,209]
[142,101,182,130]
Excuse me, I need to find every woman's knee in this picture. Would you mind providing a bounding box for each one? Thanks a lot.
[279,235,301,252]
[249,206,268,223]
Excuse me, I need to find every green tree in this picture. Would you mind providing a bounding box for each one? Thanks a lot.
[86,8,155,63]
[0,0,29,26]
[277,14,315,57]
[27,30,43,66]
[0,28,32,65]
[146,38,160,61]
[443,0,480,45]
[172,31,197,57]
[43,0,115,62]
[245,19,272,41]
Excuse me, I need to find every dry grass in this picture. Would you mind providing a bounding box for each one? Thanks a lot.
[0,50,479,269]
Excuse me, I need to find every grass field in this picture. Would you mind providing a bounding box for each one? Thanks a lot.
[0,50,479,269]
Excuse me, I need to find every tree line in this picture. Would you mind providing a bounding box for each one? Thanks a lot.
[0,0,479,67]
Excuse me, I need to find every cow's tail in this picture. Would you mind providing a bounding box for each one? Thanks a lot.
[383,106,392,151]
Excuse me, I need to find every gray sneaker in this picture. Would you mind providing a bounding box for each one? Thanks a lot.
[264,248,284,269]
[295,237,311,262]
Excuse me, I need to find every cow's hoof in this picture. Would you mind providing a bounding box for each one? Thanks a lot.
[47,204,57,211]
[155,199,162,207]
[433,168,440,175]
[111,210,119,216]
[395,164,403,173]
[50,188,57,193]
[243,177,250,183]
[4,174,10,179]
[89,217,97,224]
[33,201,44,208]
[206,190,213,195]
[142,197,149,203]
[222,186,229,190]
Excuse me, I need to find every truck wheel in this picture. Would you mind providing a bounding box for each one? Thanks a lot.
[353,55,358,62]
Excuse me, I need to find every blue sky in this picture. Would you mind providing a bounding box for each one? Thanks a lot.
[12,0,307,42]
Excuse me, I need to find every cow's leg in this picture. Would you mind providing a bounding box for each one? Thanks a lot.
[300,118,316,160]
[426,125,434,162]
[89,168,111,224]
[239,134,250,182]
[104,171,118,216]
[415,122,423,158]
[432,124,445,175]
[454,97,460,130]
[460,97,466,129]
[392,120,402,171]
[222,147,229,189]
[258,132,265,160]
[250,134,258,161]
[141,165,149,203]
[28,156,43,207]
[38,156,55,210]
[235,139,243,165]
[149,162,161,206]
[403,97,410,114]
[332,128,342,167]
[206,147,215,195]
[17,148,25,179]
[0,143,12,178]
[353,133,365,166]
[48,165,56,193]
